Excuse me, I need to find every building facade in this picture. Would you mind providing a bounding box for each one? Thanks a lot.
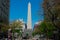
[33,21,42,32]
[0,0,9,25]
[0,0,9,39]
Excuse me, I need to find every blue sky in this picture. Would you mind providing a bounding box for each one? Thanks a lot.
[10,0,44,28]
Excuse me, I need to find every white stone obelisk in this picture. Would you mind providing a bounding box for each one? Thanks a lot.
[27,2,32,29]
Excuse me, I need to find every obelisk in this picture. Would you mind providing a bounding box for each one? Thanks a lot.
[27,2,32,29]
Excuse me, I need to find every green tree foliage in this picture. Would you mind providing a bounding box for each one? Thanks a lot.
[1,26,10,32]
[43,0,60,39]
[11,20,23,33]
[38,22,46,34]
[33,21,56,37]
[10,20,23,39]
[0,22,10,32]
[53,5,60,28]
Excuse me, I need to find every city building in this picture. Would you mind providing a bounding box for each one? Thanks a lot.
[0,0,9,27]
[0,0,10,39]
[33,21,42,31]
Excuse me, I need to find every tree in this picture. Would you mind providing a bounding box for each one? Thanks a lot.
[10,20,23,39]
[0,23,10,32]
[33,21,57,39]
[42,0,60,40]
[32,21,46,37]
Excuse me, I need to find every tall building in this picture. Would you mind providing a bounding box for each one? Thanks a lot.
[0,0,9,26]
[0,0,9,38]
[27,2,32,29]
